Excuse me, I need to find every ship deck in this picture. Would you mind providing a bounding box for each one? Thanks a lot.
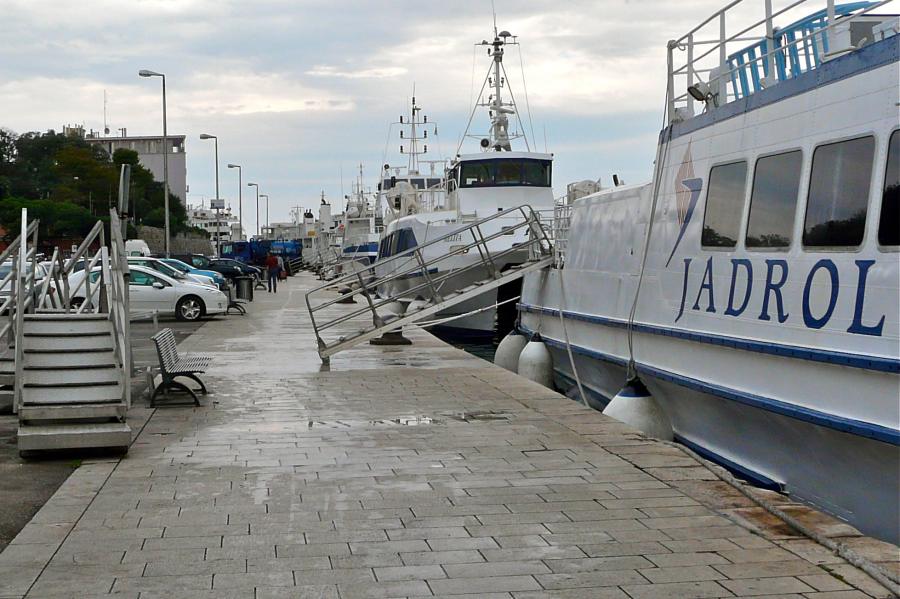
[0,271,897,599]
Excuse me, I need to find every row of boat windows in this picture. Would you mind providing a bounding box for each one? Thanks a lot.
[702,131,899,250]
[377,229,418,259]
[451,159,552,189]
[378,177,443,191]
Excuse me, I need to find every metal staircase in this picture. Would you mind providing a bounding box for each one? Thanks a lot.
[4,207,133,454]
[305,204,553,361]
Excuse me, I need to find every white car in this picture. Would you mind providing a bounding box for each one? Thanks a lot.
[68,265,228,321]
[126,257,218,288]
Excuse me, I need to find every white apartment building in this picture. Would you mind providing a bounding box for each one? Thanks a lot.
[85,133,188,203]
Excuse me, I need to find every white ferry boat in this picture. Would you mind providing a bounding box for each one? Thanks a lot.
[376,28,556,337]
[517,0,899,542]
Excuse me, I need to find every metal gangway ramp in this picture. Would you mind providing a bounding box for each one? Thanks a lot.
[305,205,553,361]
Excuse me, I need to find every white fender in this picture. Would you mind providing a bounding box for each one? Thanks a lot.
[382,301,406,315]
[517,339,553,388]
[494,331,528,372]
[603,377,673,440]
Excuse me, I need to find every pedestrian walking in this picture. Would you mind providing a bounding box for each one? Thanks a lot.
[266,252,280,293]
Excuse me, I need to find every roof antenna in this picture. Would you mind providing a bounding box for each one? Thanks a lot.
[103,89,110,135]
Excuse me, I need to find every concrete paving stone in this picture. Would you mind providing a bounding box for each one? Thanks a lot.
[427,537,499,551]
[387,526,471,540]
[544,519,647,534]
[512,589,629,598]
[350,539,431,554]
[714,560,824,579]
[562,508,645,522]
[797,574,855,592]
[543,555,655,573]
[494,535,553,548]
[481,546,587,562]
[112,573,214,593]
[212,570,296,589]
[465,524,550,537]
[206,544,278,560]
[619,580,734,598]
[162,523,250,537]
[578,541,671,558]
[374,563,447,581]
[477,511,571,525]
[142,534,223,550]
[428,574,542,595]
[506,501,604,513]
[336,579,432,598]
[720,576,816,595]
[663,525,752,540]
[246,555,334,572]
[400,549,485,566]
[443,560,551,578]
[143,557,247,576]
[535,569,647,589]
[403,516,482,528]
[0,565,43,597]
[799,592,877,598]
[292,567,376,585]
[540,532,615,545]
[640,564,727,583]
[413,504,512,517]
[0,542,58,566]
[255,586,340,599]
[641,515,734,529]
[646,551,730,567]
[813,564,892,598]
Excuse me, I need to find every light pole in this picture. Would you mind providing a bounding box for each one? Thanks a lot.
[199,134,220,255]
[227,163,242,240]
[260,194,269,238]
[138,69,170,256]
[247,182,259,238]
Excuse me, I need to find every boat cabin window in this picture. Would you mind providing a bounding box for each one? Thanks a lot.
[803,136,874,248]
[459,159,551,188]
[701,161,747,248]
[878,130,899,247]
[745,150,803,248]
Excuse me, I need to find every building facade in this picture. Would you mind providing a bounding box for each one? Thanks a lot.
[85,134,188,203]
[187,205,240,251]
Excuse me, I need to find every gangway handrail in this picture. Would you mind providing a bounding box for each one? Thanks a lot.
[305,204,553,359]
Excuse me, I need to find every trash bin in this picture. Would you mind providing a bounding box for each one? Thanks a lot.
[235,276,254,302]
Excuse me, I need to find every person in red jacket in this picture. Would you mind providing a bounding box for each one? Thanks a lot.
[265,253,280,293]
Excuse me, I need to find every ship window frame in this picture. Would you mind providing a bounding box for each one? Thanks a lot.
[877,129,900,250]
[801,134,875,251]
[744,148,804,251]
[700,159,748,250]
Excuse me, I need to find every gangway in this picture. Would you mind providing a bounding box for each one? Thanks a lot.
[305,205,553,361]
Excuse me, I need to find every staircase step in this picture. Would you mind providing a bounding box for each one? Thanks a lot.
[24,318,112,335]
[24,365,121,386]
[18,422,132,451]
[24,349,117,368]
[22,383,123,405]
[23,334,114,352]
[19,403,126,421]
[0,387,12,414]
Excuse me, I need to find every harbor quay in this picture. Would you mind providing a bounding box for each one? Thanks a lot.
[0,273,896,599]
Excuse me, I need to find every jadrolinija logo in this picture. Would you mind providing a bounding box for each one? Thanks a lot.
[666,141,703,267]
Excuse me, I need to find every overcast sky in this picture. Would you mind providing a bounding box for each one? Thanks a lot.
[1,0,725,232]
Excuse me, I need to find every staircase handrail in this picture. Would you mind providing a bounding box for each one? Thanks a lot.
[0,217,39,350]
[12,208,32,413]
[108,209,132,408]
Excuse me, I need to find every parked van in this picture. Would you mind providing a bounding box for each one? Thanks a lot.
[125,239,152,257]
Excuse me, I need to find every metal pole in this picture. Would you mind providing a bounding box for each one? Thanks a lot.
[256,186,260,237]
[238,167,242,240]
[161,75,170,257]
[214,137,220,256]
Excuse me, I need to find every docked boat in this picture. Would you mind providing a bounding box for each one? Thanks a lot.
[335,169,382,277]
[376,27,556,337]
[517,0,899,542]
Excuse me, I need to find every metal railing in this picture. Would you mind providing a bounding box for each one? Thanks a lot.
[552,201,573,268]
[7,208,132,412]
[305,204,552,354]
[667,0,896,122]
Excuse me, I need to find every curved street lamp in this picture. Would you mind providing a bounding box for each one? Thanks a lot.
[138,69,170,256]
[247,182,260,237]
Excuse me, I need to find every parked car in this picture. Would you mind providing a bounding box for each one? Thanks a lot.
[127,257,218,289]
[68,265,227,321]
[211,258,262,280]
[159,258,228,290]
[0,260,49,311]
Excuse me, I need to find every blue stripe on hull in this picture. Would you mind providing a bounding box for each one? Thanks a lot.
[517,303,900,374]
[517,323,900,446]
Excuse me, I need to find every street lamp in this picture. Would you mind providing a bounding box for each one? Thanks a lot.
[138,69,170,256]
[227,163,242,240]
[260,194,269,238]
[199,134,221,255]
[247,182,259,237]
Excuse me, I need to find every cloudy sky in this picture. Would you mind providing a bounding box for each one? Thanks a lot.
[1,0,726,233]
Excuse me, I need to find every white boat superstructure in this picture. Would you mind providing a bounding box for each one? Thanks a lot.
[335,168,382,277]
[377,27,556,336]
[519,0,899,542]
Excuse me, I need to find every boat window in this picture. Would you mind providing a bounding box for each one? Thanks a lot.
[460,162,494,187]
[521,160,551,186]
[879,130,899,247]
[701,161,747,248]
[396,228,418,253]
[803,136,874,248]
[495,160,521,185]
[745,150,802,248]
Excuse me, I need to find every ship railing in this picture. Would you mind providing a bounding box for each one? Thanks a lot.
[305,204,553,357]
[667,0,896,123]
[551,201,572,268]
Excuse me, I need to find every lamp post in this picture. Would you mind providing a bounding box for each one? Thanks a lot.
[227,163,242,240]
[138,69,170,256]
[260,194,269,238]
[247,182,259,238]
[199,134,220,255]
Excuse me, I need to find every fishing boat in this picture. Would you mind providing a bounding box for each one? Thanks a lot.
[517,0,900,542]
[335,167,382,277]
[376,26,555,337]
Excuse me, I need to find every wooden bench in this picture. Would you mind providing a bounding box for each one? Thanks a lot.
[150,328,212,406]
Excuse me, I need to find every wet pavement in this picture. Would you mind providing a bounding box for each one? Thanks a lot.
[0,271,897,599]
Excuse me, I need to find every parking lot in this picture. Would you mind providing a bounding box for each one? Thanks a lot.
[0,312,215,551]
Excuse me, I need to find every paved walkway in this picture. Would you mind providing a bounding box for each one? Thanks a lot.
[0,273,896,599]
